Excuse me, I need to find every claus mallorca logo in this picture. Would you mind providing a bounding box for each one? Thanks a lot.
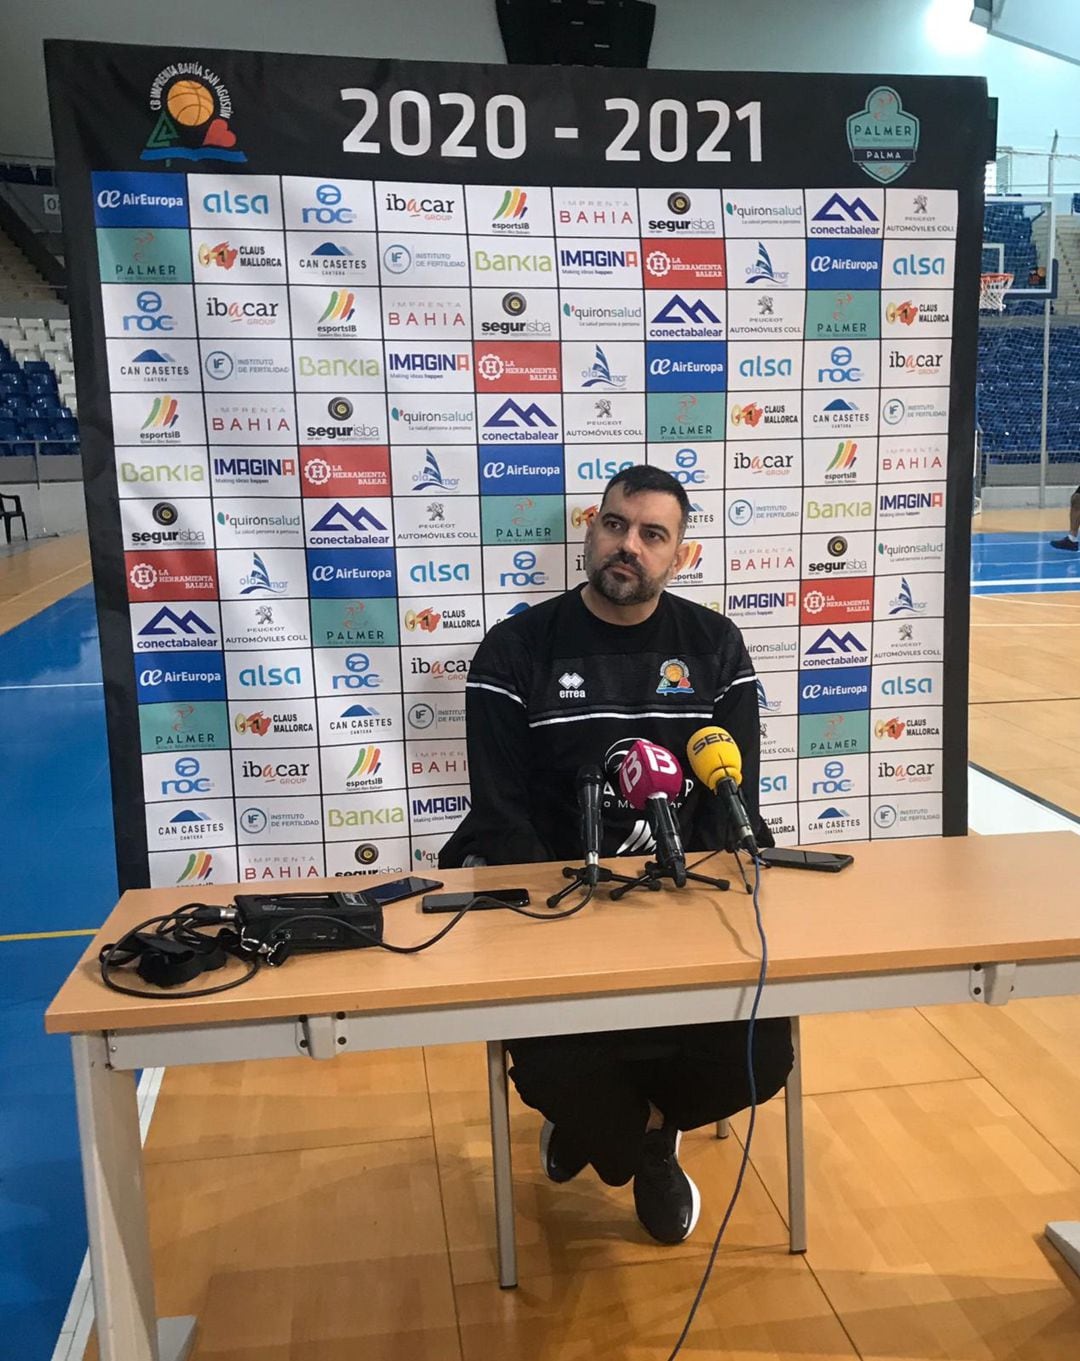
[847,86,919,184]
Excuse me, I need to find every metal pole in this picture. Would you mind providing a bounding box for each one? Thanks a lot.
[1039,132,1058,509]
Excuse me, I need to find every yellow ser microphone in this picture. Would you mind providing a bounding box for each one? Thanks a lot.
[687,726,758,853]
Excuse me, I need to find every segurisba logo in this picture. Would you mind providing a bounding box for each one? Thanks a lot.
[141,63,246,165]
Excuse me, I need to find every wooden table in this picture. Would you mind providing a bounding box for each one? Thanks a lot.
[46,834,1080,1361]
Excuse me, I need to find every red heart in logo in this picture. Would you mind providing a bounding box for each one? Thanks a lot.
[202,118,237,149]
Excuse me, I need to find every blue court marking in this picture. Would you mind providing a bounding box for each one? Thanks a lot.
[971,531,1080,594]
[0,584,117,1361]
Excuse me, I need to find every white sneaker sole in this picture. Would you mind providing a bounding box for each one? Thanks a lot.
[675,1132,701,1240]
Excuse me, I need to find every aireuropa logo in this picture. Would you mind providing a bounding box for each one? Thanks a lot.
[307,548,396,599]
[648,293,725,339]
[93,172,189,228]
[141,64,246,164]
[806,239,882,290]
[136,650,226,703]
[799,666,871,714]
[847,86,919,184]
[646,341,727,393]
[806,190,882,238]
[480,455,564,496]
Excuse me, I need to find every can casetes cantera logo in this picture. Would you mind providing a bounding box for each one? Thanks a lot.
[847,86,919,184]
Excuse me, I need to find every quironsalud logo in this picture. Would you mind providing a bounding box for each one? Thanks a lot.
[846,86,918,184]
[141,63,246,164]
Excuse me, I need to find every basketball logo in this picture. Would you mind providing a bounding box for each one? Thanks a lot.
[166,79,215,127]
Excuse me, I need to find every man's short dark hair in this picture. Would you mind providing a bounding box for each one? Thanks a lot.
[600,464,690,537]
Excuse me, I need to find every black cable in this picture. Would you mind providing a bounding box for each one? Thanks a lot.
[254,885,597,960]
[666,854,768,1359]
[99,907,260,998]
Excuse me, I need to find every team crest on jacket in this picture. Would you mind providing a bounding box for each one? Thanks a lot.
[656,658,694,694]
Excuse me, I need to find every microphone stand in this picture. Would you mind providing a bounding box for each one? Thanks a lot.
[607,858,730,900]
[546,863,653,908]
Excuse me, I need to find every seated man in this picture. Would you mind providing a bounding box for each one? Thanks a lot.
[440,465,792,1245]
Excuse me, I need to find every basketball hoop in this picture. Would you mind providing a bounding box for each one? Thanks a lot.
[979,272,1013,313]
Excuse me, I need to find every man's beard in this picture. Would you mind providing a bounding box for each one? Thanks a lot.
[584,542,668,605]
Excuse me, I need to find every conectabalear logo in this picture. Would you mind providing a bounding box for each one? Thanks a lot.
[142,62,246,164]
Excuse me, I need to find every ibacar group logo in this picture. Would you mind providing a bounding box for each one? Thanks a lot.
[141,63,246,164]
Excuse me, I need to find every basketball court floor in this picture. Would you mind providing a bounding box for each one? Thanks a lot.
[3,526,1079,1361]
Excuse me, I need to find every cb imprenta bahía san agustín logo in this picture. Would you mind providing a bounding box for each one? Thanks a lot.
[142,62,246,164]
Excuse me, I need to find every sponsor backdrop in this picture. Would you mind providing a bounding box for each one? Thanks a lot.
[46,42,988,888]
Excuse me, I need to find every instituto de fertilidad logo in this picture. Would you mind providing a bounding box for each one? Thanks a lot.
[141,63,246,164]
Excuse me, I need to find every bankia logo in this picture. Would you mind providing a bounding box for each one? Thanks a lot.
[648,294,725,339]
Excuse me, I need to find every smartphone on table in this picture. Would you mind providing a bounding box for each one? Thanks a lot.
[757,848,854,873]
[421,888,532,913]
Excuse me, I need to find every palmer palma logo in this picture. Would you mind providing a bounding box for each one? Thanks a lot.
[847,86,919,184]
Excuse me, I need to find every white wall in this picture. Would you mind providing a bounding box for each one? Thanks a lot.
[3,0,1078,166]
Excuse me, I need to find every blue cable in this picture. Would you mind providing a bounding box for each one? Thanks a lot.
[666,853,768,1359]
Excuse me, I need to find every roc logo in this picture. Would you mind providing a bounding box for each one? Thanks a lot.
[571,504,599,529]
[886,299,919,325]
[142,64,246,164]
[348,746,383,778]
[495,188,528,221]
[875,717,906,740]
[198,241,237,269]
[847,85,919,184]
[234,710,272,736]
[657,658,694,694]
[405,607,441,633]
[177,850,214,882]
[320,290,356,323]
[142,395,179,429]
[731,402,763,428]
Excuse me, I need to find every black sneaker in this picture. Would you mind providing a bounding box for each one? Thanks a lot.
[633,1123,701,1244]
[1050,537,1079,552]
[539,1119,588,1184]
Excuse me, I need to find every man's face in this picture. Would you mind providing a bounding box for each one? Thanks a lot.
[583,483,688,606]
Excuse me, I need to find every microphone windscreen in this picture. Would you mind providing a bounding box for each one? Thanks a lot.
[687,726,743,792]
[617,738,684,809]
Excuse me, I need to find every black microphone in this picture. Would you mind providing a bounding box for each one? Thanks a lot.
[575,765,604,886]
[643,792,687,887]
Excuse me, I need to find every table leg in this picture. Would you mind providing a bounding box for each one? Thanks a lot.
[486,1040,518,1289]
[71,1033,197,1361]
[1046,1222,1080,1277]
[785,1016,807,1254]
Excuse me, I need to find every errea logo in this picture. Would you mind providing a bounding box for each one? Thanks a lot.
[558,671,585,698]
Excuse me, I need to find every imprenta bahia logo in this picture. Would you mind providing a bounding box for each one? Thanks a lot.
[141,63,246,164]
